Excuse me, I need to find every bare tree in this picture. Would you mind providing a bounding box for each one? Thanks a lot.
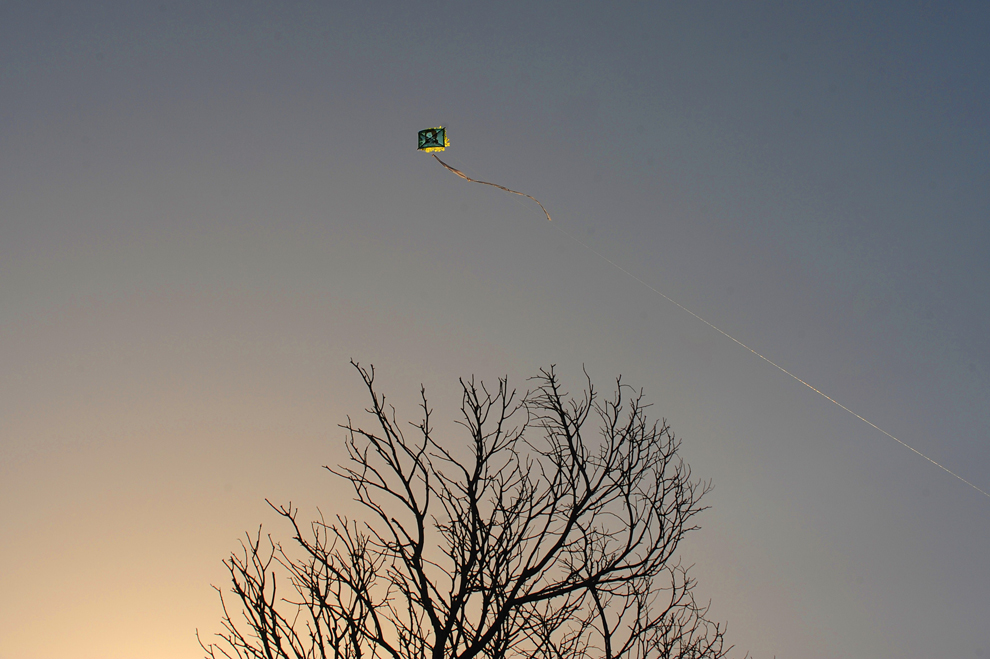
[200,362,736,659]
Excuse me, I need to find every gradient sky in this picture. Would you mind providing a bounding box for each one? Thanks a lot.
[2,2,989,658]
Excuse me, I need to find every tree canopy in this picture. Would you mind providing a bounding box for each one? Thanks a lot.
[201,362,735,659]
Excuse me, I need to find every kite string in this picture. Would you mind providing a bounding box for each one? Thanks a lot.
[433,155,552,223]
[431,154,989,499]
[545,220,990,500]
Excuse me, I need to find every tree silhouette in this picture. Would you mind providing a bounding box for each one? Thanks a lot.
[200,362,735,659]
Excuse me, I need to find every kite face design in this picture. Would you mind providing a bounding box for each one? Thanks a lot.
[418,127,448,152]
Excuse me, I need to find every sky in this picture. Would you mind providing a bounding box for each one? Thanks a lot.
[1,2,989,658]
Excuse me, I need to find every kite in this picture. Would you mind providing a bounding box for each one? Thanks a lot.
[417,127,448,153]
[418,126,552,222]
[414,124,989,501]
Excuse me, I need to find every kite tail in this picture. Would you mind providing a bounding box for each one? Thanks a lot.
[433,155,552,222]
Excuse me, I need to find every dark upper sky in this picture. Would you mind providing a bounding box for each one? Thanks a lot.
[2,2,989,658]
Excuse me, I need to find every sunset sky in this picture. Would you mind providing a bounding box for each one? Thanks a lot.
[2,2,989,658]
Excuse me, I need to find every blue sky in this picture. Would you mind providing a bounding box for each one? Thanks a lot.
[1,2,988,658]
